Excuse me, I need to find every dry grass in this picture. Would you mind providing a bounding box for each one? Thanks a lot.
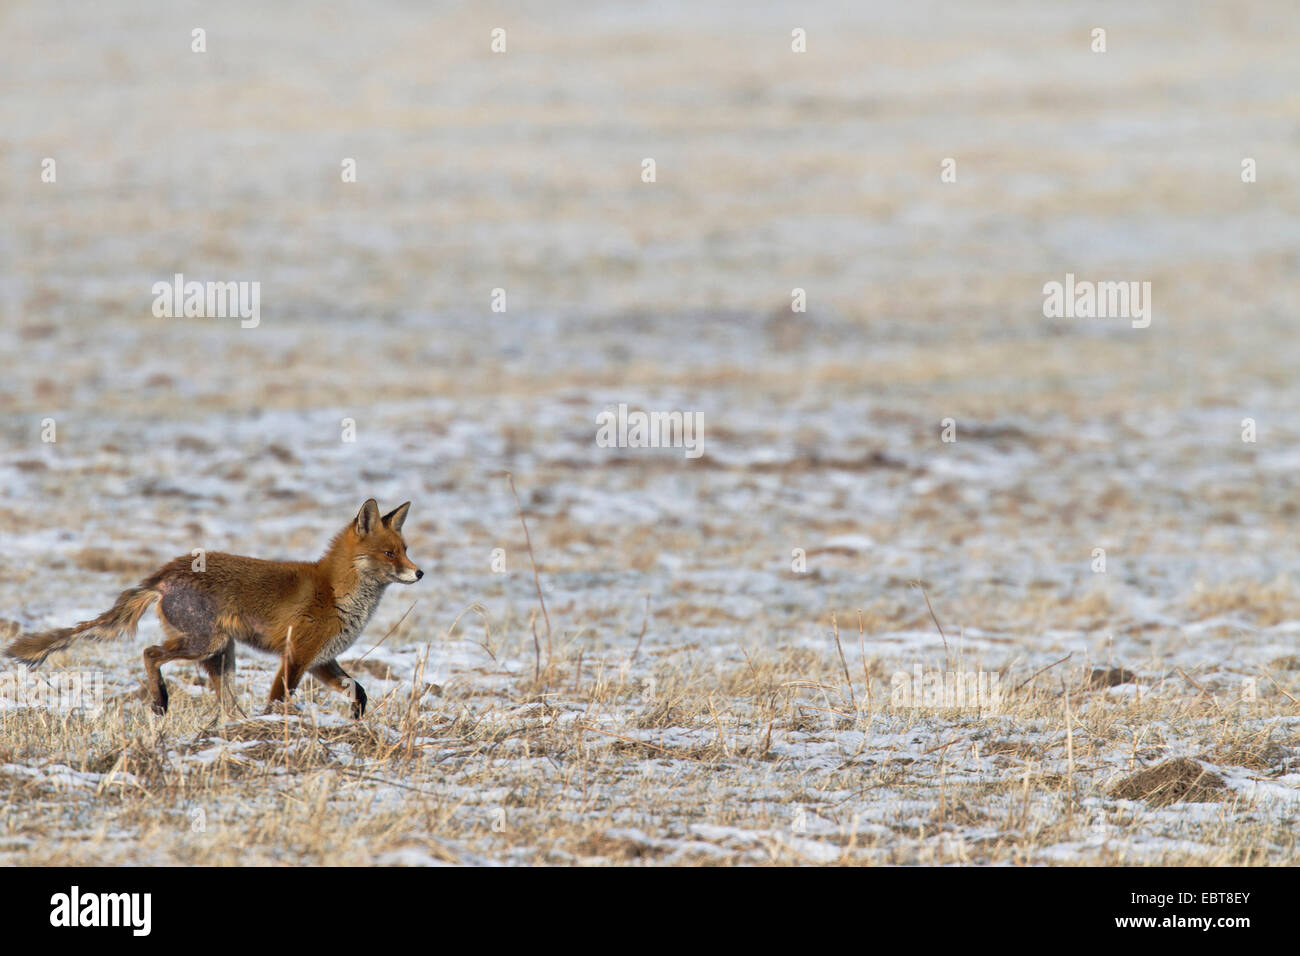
[1185,577,1299,627]
[2,624,1298,866]
[1109,759,1227,807]
[5,0,1300,866]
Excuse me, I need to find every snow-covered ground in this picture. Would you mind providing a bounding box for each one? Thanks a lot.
[1,1,1299,864]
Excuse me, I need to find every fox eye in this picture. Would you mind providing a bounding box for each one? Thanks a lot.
[384,550,395,558]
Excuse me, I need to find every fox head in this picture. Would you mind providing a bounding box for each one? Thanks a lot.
[350,499,423,585]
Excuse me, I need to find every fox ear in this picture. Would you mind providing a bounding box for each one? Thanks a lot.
[355,499,381,536]
[382,501,411,532]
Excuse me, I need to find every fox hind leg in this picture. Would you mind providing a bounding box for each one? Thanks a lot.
[143,627,207,715]
[200,640,238,716]
[142,642,180,715]
[144,586,228,716]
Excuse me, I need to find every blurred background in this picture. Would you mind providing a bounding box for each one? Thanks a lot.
[3,1,1300,669]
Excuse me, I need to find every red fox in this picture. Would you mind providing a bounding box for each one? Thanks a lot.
[5,499,422,718]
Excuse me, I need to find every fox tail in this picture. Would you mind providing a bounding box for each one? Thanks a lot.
[5,585,162,667]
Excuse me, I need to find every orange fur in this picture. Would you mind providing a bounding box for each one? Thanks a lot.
[5,499,422,718]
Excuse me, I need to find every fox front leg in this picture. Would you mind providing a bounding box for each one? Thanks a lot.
[265,654,308,714]
[310,660,367,719]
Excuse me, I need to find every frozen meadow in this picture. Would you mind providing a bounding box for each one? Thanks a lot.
[2,1,1300,864]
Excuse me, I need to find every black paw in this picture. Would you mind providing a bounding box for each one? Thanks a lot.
[151,683,169,716]
[351,681,367,719]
